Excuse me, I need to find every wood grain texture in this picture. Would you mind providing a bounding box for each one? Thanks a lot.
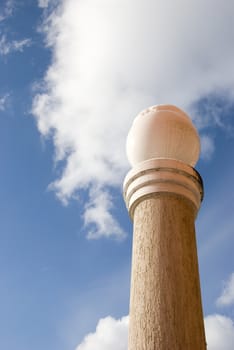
[128,194,206,350]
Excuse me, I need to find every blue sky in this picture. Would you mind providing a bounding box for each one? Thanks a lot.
[0,1,234,349]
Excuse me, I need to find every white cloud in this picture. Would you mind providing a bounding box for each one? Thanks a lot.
[205,314,234,350]
[75,316,128,350]
[0,94,9,111]
[38,0,50,8]
[32,0,234,238]
[0,0,14,22]
[75,313,234,350]
[200,135,215,161]
[216,273,234,307]
[0,35,31,55]
[83,188,126,240]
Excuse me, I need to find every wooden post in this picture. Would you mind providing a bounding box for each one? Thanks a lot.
[124,106,206,350]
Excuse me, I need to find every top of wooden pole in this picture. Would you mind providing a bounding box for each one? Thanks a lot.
[124,105,203,218]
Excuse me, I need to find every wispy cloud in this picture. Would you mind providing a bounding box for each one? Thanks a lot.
[190,95,234,134]
[38,0,50,8]
[200,135,215,161]
[0,93,9,111]
[32,0,234,239]
[216,273,234,307]
[83,189,126,240]
[0,35,31,56]
[0,0,14,22]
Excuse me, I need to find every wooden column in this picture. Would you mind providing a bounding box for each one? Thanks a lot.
[124,159,206,350]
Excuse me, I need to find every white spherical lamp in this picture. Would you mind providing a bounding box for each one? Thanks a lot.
[126,105,200,167]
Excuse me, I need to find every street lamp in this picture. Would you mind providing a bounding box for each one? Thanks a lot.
[124,105,206,349]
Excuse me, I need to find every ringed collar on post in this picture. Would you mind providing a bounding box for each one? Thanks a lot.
[123,158,203,220]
